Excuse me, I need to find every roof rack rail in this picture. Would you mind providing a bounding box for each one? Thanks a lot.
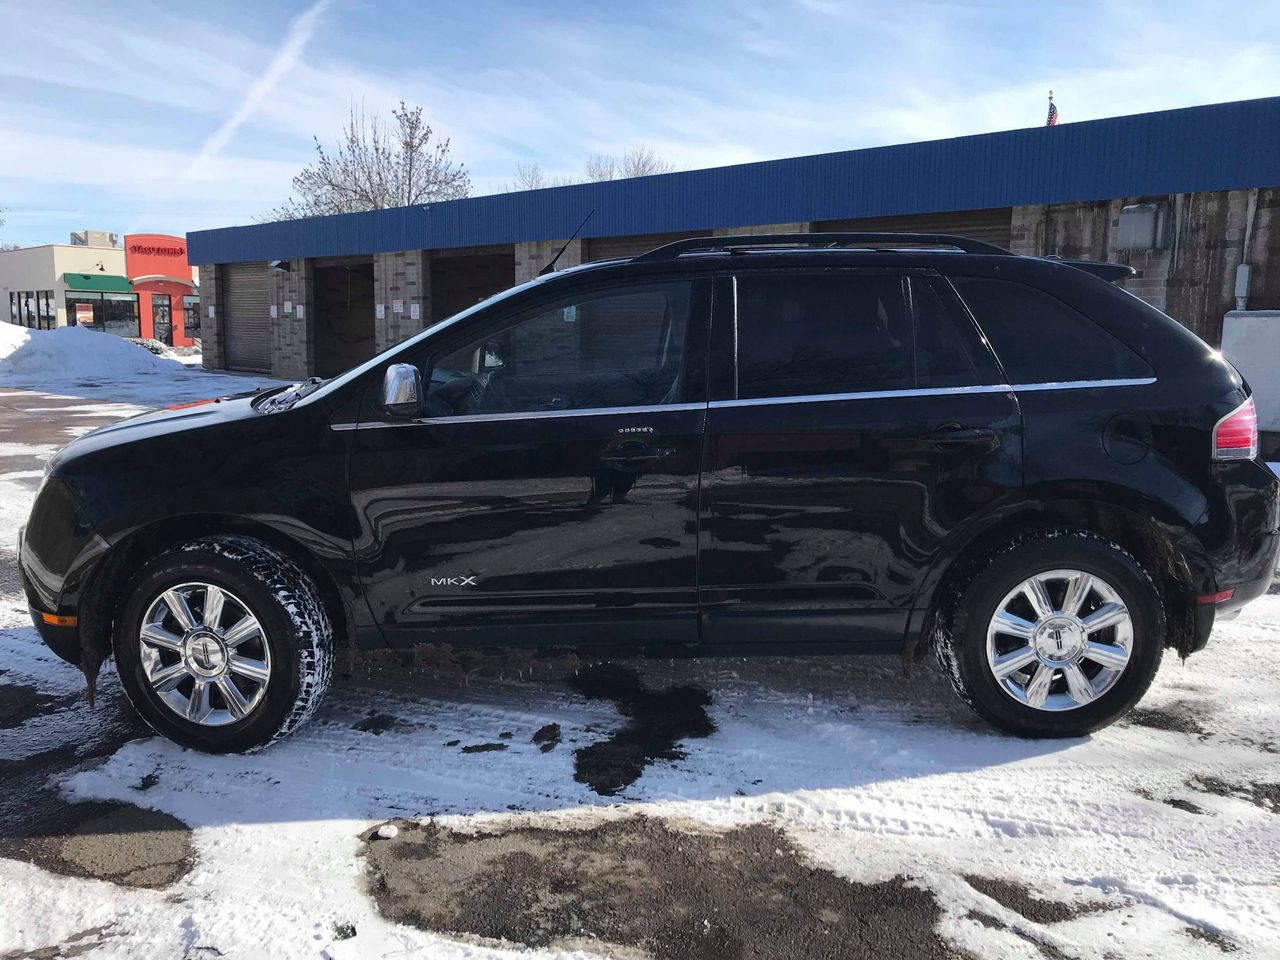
[631,232,1014,262]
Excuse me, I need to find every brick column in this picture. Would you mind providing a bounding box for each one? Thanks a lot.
[198,264,224,371]
[269,259,314,379]
[373,250,431,353]
[514,239,582,285]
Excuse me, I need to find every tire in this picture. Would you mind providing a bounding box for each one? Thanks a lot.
[113,536,333,753]
[938,531,1164,738]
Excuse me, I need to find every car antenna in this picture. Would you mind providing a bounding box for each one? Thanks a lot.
[539,208,595,276]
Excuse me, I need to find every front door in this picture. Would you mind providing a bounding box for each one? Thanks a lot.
[699,268,1022,647]
[349,276,711,650]
[152,293,172,345]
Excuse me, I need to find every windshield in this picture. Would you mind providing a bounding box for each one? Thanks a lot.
[289,273,551,409]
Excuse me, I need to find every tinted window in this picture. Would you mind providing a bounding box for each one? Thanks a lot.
[735,273,911,399]
[911,277,1001,388]
[425,281,690,416]
[951,277,1153,383]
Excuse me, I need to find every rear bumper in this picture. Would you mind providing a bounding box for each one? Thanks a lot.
[1192,531,1279,651]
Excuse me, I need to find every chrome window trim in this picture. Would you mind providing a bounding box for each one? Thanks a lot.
[331,377,1155,429]
[1008,377,1156,392]
[708,377,1155,410]
[332,401,708,430]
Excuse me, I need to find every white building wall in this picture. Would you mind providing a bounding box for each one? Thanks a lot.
[0,244,126,326]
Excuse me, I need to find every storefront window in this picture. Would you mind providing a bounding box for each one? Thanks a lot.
[102,293,140,338]
[20,292,36,328]
[66,293,103,328]
[7,292,15,324]
[37,290,56,330]
[183,295,201,335]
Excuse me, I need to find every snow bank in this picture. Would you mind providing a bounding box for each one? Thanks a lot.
[0,321,186,378]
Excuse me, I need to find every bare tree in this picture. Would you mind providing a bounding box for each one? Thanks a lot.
[506,161,574,192]
[510,146,675,192]
[583,153,617,182]
[0,208,17,250]
[617,145,675,179]
[265,102,471,220]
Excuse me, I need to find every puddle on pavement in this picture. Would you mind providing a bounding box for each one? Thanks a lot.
[0,679,193,889]
[567,663,714,796]
[362,815,963,960]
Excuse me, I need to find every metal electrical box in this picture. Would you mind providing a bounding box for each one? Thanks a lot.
[1116,202,1170,251]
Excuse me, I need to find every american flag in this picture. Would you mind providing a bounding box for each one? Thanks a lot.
[1046,93,1059,127]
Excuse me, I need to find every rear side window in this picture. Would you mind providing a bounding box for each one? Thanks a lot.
[731,272,1000,400]
[734,273,912,399]
[950,277,1153,383]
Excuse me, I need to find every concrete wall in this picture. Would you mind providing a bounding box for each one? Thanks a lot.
[1010,189,1280,345]
[373,250,431,353]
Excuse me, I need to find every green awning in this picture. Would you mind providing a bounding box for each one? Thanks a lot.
[62,273,133,293]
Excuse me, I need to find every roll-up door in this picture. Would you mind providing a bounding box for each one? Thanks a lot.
[813,208,1013,248]
[585,231,706,262]
[222,262,271,372]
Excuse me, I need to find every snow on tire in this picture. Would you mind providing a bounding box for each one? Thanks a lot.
[113,535,334,753]
[936,529,1164,739]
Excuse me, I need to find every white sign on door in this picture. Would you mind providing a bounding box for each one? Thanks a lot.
[410,302,420,321]
[376,303,386,320]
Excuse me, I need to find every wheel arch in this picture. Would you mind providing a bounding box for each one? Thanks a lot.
[80,513,357,671]
[910,484,1201,660]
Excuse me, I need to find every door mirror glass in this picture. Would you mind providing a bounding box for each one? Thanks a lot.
[382,363,422,417]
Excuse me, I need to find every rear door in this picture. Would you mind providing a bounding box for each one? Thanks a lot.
[350,275,711,649]
[699,267,1022,647]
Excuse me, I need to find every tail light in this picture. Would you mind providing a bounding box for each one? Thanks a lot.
[1212,397,1258,461]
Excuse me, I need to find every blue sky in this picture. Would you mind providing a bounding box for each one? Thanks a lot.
[2,0,1279,247]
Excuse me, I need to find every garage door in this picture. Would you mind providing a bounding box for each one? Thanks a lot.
[813,208,1012,248]
[585,231,706,262]
[222,262,271,373]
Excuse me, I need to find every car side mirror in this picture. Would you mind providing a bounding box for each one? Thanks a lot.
[382,363,422,418]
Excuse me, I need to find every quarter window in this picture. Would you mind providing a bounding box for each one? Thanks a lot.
[950,277,1153,383]
[424,282,692,417]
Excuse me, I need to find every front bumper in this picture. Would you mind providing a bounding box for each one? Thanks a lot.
[18,520,87,667]
[30,603,81,665]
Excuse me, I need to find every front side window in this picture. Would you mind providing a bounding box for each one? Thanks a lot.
[950,277,1153,383]
[733,272,913,399]
[422,281,692,417]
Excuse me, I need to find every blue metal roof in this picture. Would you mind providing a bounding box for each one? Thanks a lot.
[188,96,1280,265]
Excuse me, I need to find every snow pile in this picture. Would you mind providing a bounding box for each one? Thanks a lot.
[0,321,185,378]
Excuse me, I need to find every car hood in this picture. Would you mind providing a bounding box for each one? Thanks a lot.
[46,390,281,473]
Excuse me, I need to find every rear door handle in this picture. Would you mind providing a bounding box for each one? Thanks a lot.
[600,444,677,464]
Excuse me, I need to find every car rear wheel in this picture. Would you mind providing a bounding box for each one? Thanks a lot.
[113,536,333,752]
[939,532,1164,738]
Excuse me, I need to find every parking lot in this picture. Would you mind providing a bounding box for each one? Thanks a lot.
[1,377,1278,960]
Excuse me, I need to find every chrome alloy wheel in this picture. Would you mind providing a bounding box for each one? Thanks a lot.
[985,568,1133,712]
[138,582,272,726]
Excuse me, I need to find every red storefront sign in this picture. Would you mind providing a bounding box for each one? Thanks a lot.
[123,233,198,347]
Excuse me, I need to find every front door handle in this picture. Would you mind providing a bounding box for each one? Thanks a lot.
[926,426,999,450]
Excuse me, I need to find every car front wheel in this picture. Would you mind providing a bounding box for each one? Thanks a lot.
[113,535,333,753]
[939,532,1165,738]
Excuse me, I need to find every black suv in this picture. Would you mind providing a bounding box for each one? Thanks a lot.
[19,233,1279,752]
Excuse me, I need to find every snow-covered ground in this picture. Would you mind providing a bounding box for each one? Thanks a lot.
[0,324,1277,959]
